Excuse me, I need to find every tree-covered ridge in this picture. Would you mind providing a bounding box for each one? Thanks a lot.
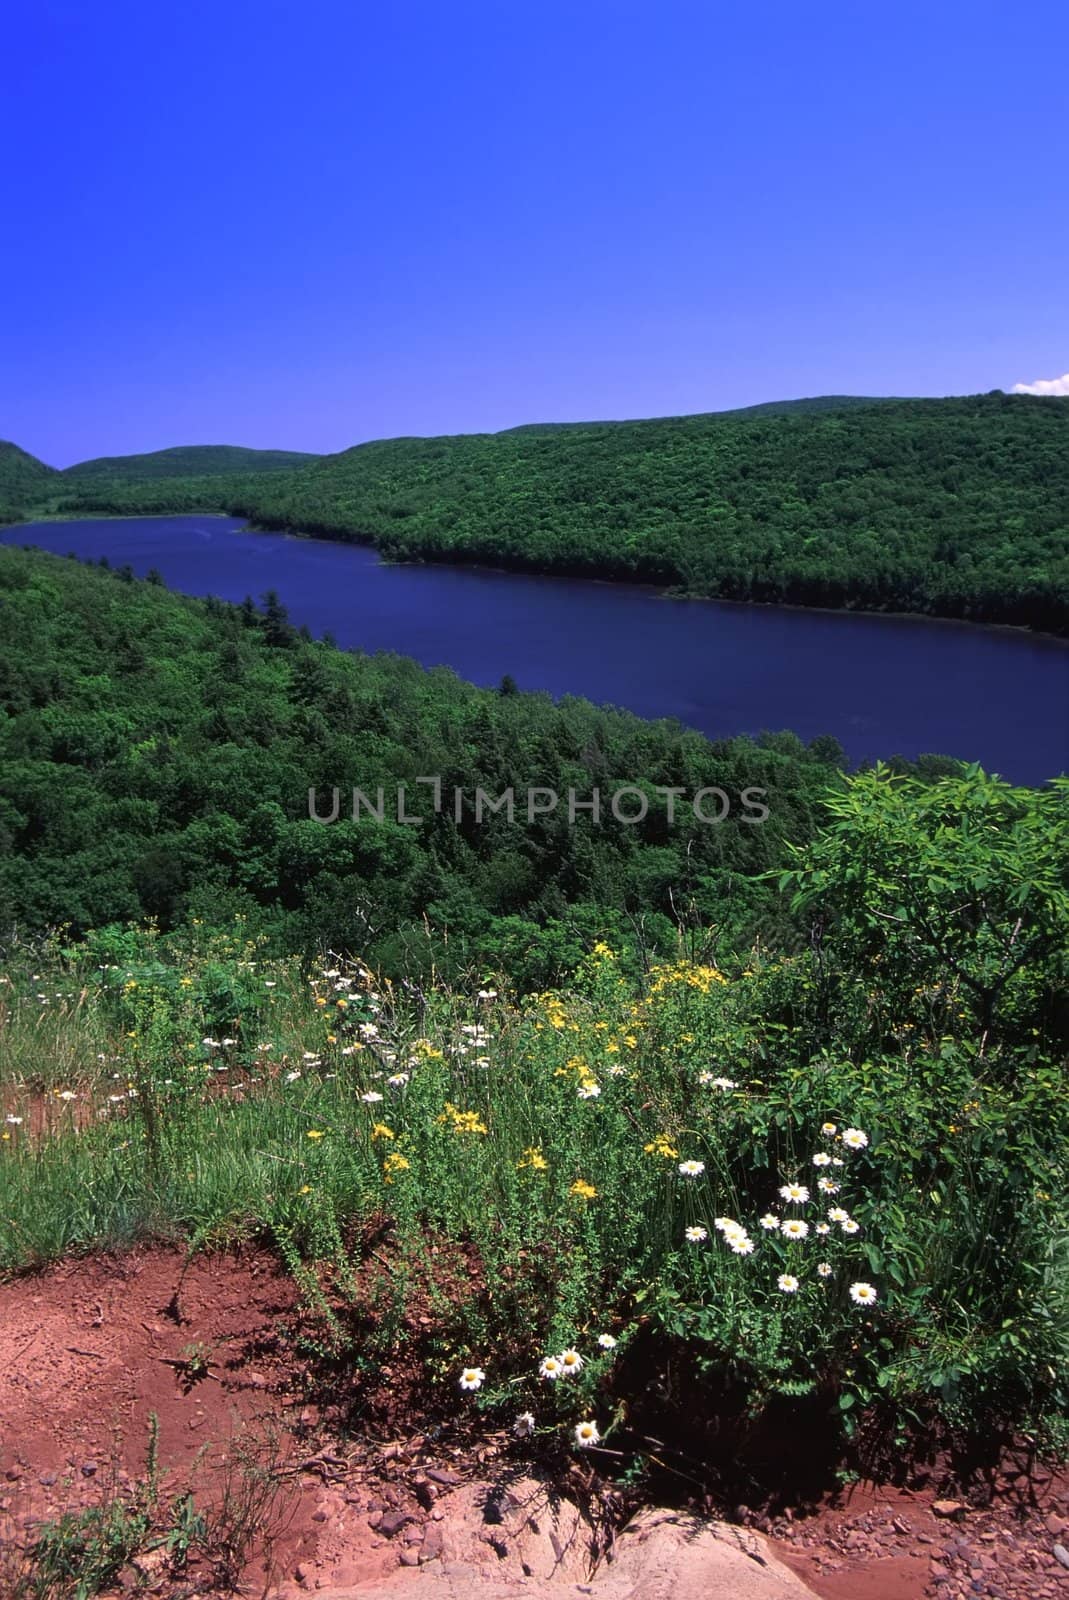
[229,393,1068,630]
[0,545,860,984]
[63,444,321,480]
[0,441,58,525]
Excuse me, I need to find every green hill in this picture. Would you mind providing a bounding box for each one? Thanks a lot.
[63,444,320,480]
[0,441,58,522]
[232,392,1069,631]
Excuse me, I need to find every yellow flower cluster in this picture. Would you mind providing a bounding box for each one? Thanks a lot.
[570,1179,597,1200]
[517,1146,548,1171]
[437,1102,488,1135]
[370,1122,395,1142]
[644,1133,678,1159]
[647,961,728,996]
[383,1151,411,1182]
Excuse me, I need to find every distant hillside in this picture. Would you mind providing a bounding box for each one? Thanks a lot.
[63,444,321,480]
[0,441,59,523]
[500,395,900,433]
[231,392,1069,632]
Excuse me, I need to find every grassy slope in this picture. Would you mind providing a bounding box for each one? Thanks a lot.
[0,441,59,522]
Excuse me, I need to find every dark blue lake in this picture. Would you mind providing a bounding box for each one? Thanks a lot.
[4,515,1067,783]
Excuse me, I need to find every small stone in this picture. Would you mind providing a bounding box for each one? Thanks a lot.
[933,1500,965,1519]
[39,1472,57,1487]
[1053,1544,1069,1571]
[379,1510,412,1537]
[399,1548,420,1566]
[81,1462,98,1478]
[425,1466,461,1486]
[1046,1514,1068,1538]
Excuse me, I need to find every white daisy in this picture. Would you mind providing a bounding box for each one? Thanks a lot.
[827,1207,850,1223]
[821,1122,837,1136]
[817,1262,832,1278]
[513,1411,536,1436]
[729,1235,756,1255]
[759,1213,779,1231]
[685,1226,708,1242]
[781,1218,809,1240]
[840,1128,869,1150]
[559,1349,584,1376]
[577,1082,601,1100]
[597,1333,618,1349]
[574,1420,600,1448]
[779,1183,810,1204]
[539,1356,562,1381]
[815,1223,831,1235]
[458,1367,485,1391]
[678,1160,705,1177]
[811,1152,832,1167]
[777,1274,800,1293]
[360,1091,384,1103]
[840,1218,861,1235]
[849,1282,878,1306]
[817,1177,840,1194]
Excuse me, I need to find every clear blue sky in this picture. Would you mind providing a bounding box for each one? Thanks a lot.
[4,0,1067,466]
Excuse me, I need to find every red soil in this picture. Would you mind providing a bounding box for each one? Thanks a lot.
[0,1247,1065,1599]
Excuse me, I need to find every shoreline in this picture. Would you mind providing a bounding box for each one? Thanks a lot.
[7,509,1069,647]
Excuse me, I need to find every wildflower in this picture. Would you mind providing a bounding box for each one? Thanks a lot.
[574,1420,601,1448]
[597,1333,618,1350]
[459,1367,485,1391]
[781,1218,809,1240]
[817,1177,840,1194]
[644,1134,678,1159]
[815,1222,831,1235]
[5,1114,23,1125]
[57,1090,77,1102]
[513,1411,536,1437]
[779,1183,810,1204]
[285,1070,302,1083]
[577,1081,601,1100]
[370,1123,394,1142]
[759,1213,779,1231]
[299,1184,312,1195]
[361,1091,384,1104]
[821,1122,837,1136]
[387,1073,409,1088]
[849,1282,878,1307]
[539,1356,563,1381]
[817,1262,832,1278]
[570,1179,597,1200]
[306,1129,325,1140]
[559,1349,584,1376]
[840,1218,861,1235]
[729,1235,756,1255]
[383,1152,410,1180]
[827,1207,850,1223]
[777,1274,800,1294]
[812,1152,832,1167]
[678,1160,706,1178]
[841,1128,869,1150]
[517,1147,548,1171]
[685,1226,708,1243]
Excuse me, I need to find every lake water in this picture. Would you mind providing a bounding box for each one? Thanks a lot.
[4,515,1067,783]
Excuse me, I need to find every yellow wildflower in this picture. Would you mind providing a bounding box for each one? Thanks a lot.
[570,1179,597,1200]
[370,1122,395,1142]
[517,1147,548,1171]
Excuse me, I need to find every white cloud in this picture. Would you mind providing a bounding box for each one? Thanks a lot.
[1012,371,1069,397]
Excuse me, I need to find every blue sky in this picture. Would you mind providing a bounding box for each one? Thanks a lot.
[3,0,1067,465]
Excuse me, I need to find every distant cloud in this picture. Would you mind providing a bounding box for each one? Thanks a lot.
[1012,371,1069,397]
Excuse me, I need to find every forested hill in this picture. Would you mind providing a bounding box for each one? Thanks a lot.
[0,441,58,524]
[62,444,321,479]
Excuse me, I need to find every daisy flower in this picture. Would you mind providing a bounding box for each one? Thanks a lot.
[827,1207,850,1223]
[714,1217,740,1234]
[559,1349,584,1376]
[777,1274,800,1294]
[811,1152,832,1167]
[459,1367,485,1391]
[849,1282,878,1306]
[678,1160,706,1177]
[781,1218,809,1240]
[817,1177,840,1194]
[361,1091,384,1103]
[513,1412,536,1437]
[840,1218,861,1235]
[597,1334,618,1350]
[539,1356,563,1381]
[577,1082,601,1100]
[574,1420,601,1448]
[815,1223,831,1235]
[685,1226,708,1243]
[729,1235,756,1255]
[759,1213,779,1231]
[821,1122,837,1136]
[779,1183,810,1204]
[817,1262,832,1278]
[841,1128,869,1150]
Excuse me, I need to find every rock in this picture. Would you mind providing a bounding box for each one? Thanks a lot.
[399,1548,421,1567]
[81,1461,98,1477]
[421,1523,445,1563]
[426,1467,462,1487]
[933,1500,966,1519]
[1046,1514,1068,1538]
[379,1510,413,1537]
[1053,1544,1069,1571]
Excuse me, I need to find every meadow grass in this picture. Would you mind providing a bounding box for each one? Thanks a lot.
[2,920,1065,1465]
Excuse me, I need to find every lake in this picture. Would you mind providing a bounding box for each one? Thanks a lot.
[4,515,1067,783]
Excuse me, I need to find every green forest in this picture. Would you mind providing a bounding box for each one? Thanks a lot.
[5,391,1067,631]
